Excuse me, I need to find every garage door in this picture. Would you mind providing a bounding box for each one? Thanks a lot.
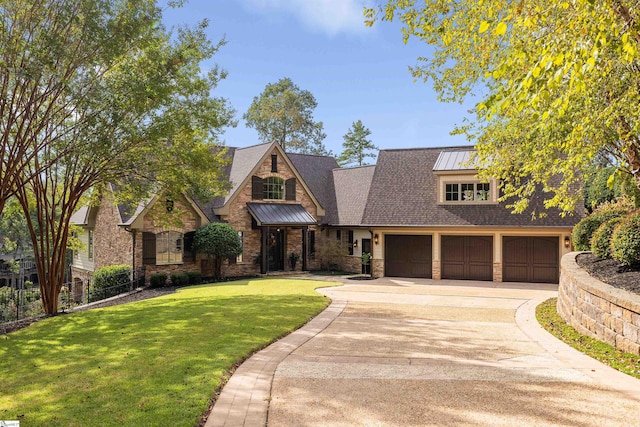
[503,236,559,283]
[441,236,493,281]
[385,235,432,278]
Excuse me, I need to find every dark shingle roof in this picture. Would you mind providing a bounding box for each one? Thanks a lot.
[361,147,581,227]
[288,153,339,224]
[332,165,376,225]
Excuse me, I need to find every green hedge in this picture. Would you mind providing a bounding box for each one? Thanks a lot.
[591,217,623,258]
[611,212,640,266]
[572,209,628,251]
[170,273,189,287]
[90,264,131,302]
[149,273,167,288]
[186,271,202,285]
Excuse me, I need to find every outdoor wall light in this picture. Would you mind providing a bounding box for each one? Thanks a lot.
[564,236,571,248]
[374,234,379,245]
[353,240,358,248]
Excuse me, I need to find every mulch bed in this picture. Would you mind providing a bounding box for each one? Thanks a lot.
[576,253,640,296]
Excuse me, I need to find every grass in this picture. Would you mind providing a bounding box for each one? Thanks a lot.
[0,278,333,426]
[536,298,640,379]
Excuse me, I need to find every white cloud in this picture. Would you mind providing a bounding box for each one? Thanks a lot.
[241,0,371,37]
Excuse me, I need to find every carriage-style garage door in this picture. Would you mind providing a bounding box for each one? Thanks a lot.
[384,235,432,278]
[441,236,493,281]
[502,236,559,283]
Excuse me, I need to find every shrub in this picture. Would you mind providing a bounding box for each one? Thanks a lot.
[186,271,202,285]
[170,273,189,286]
[611,212,640,266]
[149,273,167,288]
[591,217,623,258]
[572,209,628,251]
[90,264,131,302]
[194,223,242,279]
[0,286,12,306]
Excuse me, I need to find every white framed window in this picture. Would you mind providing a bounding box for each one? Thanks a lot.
[156,231,183,265]
[237,231,244,263]
[445,182,491,202]
[88,230,94,260]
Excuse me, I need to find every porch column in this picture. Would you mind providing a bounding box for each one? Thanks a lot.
[302,226,308,271]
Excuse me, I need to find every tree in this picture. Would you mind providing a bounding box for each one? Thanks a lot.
[193,223,242,279]
[244,77,327,152]
[3,0,235,314]
[0,197,30,256]
[366,1,640,215]
[338,120,377,166]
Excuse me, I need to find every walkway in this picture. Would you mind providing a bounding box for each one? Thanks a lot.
[206,277,640,426]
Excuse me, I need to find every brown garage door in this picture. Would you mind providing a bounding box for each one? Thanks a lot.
[503,236,559,283]
[385,235,432,278]
[441,236,493,281]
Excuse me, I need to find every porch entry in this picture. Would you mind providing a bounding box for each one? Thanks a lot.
[246,202,317,274]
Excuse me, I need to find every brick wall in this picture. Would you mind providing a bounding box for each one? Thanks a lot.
[558,252,640,355]
[135,197,203,281]
[219,147,322,276]
[93,193,133,271]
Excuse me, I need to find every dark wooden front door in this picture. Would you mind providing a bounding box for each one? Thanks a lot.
[441,235,493,281]
[503,236,559,283]
[384,235,432,278]
[362,238,372,274]
[267,229,285,271]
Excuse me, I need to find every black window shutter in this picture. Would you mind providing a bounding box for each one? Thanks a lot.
[285,178,296,201]
[142,232,156,265]
[252,176,264,200]
[348,230,354,255]
[183,231,195,262]
[309,230,316,255]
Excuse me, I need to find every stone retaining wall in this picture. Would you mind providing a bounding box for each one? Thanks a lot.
[558,252,640,355]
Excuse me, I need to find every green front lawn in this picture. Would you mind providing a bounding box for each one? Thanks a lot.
[0,278,333,426]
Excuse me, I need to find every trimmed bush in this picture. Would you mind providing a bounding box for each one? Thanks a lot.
[611,212,640,266]
[572,209,627,251]
[170,273,189,287]
[591,217,623,258]
[90,264,131,302]
[186,271,202,285]
[149,273,168,288]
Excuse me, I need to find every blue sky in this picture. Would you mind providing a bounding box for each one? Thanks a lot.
[162,0,475,156]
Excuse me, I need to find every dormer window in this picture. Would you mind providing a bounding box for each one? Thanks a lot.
[445,183,491,202]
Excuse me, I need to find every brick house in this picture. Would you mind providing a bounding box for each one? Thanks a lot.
[70,142,581,288]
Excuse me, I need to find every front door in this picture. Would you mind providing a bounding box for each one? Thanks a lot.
[361,238,371,274]
[267,229,285,272]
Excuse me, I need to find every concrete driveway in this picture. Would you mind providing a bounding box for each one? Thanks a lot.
[208,278,640,427]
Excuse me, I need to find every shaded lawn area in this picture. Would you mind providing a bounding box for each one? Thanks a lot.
[0,278,334,426]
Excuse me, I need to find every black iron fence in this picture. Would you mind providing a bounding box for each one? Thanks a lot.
[0,267,145,326]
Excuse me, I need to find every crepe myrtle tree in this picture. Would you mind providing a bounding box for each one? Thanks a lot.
[3,0,235,314]
[194,223,242,280]
[367,0,640,216]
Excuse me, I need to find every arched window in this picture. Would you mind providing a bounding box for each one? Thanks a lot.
[263,177,284,200]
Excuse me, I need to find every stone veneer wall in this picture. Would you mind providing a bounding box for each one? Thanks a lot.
[94,194,133,270]
[135,198,202,280]
[557,252,640,355]
[220,147,322,276]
